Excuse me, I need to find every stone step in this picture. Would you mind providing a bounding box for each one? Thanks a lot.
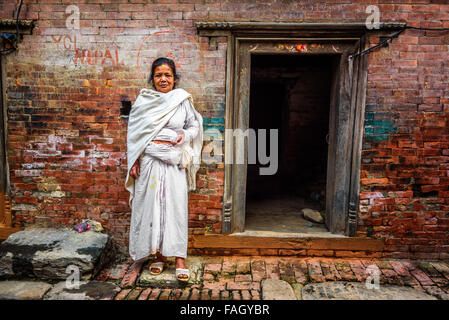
[0,228,114,281]
[261,279,297,300]
[137,256,204,289]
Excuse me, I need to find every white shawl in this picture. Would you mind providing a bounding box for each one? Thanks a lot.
[126,88,203,206]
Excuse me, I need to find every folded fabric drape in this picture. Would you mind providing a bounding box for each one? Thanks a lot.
[126,88,203,206]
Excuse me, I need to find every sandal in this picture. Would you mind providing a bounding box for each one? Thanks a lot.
[149,261,165,275]
[176,268,190,282]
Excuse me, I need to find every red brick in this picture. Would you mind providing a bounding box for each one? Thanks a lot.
[226,281,260,291]
[114,289,131,300]
[148,289,161,300]
[138,288,152,300]
[411,269,435,286]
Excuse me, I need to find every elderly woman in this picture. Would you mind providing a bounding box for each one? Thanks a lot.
[125,57,203,281]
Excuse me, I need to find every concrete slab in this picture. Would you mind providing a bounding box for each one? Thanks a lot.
[302,281,438,300]
[44,281,120,300]
[0,280,52,300]
[261,279,297,300]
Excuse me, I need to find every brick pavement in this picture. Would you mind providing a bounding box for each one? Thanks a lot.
[95,255,449,300]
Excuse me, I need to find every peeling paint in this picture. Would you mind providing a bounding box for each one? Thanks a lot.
[37,177,61,192]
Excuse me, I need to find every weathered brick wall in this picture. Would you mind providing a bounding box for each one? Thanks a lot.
[356,3,449,260]
[1,0,448,258]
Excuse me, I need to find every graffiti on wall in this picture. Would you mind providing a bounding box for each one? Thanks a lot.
[51,34,122,66]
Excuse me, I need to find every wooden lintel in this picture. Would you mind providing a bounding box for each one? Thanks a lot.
[196,21,406,32]
[197,29,231,37]
[0,19,35,35]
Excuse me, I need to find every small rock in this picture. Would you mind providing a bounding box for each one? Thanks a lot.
[261,279,296,300]
[301,208,324,224]
[0,280,52,300]
[0,228,114,280]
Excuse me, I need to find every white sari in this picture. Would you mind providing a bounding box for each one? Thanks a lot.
[126,88,203,261]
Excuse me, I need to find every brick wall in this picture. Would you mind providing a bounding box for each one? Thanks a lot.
[356,3,449,259]
[0,0,448,258]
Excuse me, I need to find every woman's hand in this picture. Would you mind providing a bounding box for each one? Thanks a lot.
[130,159,140,179]
[174,133,184,145]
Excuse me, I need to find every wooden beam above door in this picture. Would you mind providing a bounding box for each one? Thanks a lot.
[196,21,405,30]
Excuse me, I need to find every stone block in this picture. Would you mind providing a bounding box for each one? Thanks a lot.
[0,228,114,280]
[261,279,296,300]
[0,280,52,300]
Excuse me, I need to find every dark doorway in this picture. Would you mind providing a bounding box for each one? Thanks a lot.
[244,54,336,236]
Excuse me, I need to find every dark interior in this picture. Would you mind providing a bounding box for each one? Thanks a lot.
[246,54,335,211]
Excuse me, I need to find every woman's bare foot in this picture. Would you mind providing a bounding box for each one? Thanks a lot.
[175,257,188,279]
[150,251,167,274]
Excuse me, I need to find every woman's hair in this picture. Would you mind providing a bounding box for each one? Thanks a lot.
[148,57,179,89]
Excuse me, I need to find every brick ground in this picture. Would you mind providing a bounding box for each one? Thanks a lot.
[96,255,449,300]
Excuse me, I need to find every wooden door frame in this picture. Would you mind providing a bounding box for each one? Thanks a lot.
[196,22,405,236]
[233,38,365,236]
[0,49,10,228]
[0,19,34,239]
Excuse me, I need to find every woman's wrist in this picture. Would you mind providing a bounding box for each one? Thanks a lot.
[181,130,189,143]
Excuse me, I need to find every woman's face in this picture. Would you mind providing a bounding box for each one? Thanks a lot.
[153,64,175,93]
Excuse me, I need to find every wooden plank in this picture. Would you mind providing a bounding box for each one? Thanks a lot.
[325,57,340,231]
[347,36,369,236]
[222,32,234,234]
[0,193,4,226]
[3,194,11,226]
[195,22,406,32]
[190,235,384,252]
[0,227,22,240]
[232,40,251,233]
[0,19,35,34]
